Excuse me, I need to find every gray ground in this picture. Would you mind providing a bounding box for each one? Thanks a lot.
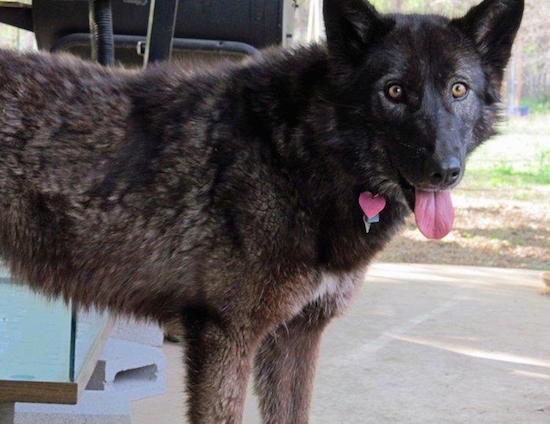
[133,263,550,423]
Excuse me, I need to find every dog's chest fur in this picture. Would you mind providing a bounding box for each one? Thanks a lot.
[314,271,360,312]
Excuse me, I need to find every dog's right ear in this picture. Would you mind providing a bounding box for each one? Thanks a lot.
[323,0,393,67]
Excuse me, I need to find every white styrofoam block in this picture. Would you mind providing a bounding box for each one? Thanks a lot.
[88,338,166,401]
[110,318,163,347]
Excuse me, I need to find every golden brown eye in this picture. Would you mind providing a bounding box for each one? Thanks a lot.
[452,82,468,99]
[386,84,404,101]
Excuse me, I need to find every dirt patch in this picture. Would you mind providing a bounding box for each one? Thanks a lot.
[378,186,550,270]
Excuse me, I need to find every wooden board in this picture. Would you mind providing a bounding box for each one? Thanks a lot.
[0,380,77,404]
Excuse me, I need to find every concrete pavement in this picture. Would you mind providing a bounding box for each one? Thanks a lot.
[132,263,550,423]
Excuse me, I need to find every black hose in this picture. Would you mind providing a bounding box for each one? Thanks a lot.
[89,0,114,66]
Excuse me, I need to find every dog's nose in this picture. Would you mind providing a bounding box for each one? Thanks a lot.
[428,156,462,187]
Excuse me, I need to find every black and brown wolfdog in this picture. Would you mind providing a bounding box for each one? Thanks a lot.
[0,0,523,422]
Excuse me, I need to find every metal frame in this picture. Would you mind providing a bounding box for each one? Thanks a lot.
[51,33,260,58]
[0,1,284,66]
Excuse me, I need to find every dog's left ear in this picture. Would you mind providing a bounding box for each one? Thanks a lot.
[453,0,524,83]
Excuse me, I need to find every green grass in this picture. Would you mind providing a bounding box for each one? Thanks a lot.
[463,116,550,193]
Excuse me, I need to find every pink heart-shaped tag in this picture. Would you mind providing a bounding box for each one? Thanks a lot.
[358,192,386,219]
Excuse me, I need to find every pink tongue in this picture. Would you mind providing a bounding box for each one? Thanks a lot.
[414,189,455,239]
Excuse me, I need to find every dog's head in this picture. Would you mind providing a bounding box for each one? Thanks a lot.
[323,0,523,238]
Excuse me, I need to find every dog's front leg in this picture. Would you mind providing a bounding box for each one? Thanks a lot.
[253,301,334,424]
[181,310,258,424]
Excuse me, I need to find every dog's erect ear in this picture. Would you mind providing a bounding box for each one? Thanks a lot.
[323,0,393,66]
[453,0,524,80]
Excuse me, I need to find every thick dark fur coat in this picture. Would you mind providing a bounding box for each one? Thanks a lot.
[0,0,523,422]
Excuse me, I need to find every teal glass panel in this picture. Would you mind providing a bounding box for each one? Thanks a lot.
[0,276,73,383]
